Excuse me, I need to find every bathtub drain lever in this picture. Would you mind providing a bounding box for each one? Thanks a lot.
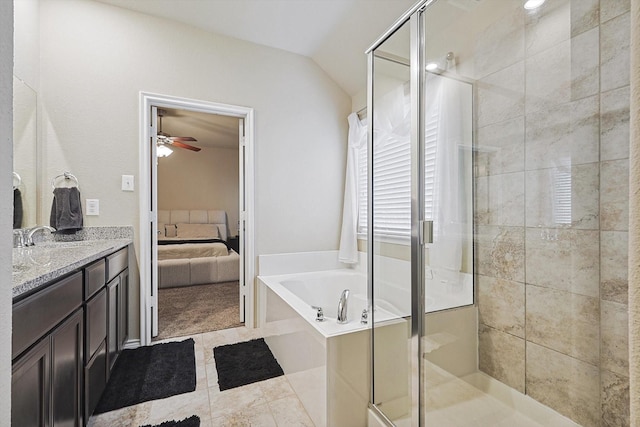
[311,306,325,322]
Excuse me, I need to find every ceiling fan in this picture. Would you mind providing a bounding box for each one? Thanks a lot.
[157,109,201,154]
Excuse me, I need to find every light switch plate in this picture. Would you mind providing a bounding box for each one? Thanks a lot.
[122,175,134,191]
[86,199,99,216]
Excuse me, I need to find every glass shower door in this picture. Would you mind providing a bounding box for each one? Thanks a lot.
[420,5,476,425]
[368,18,414,426]
[368,5,475,426]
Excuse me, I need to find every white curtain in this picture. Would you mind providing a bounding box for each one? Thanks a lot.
[427,74,466,272]
[338,112,367,263]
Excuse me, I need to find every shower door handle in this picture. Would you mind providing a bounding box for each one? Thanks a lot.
[420,220,433,245]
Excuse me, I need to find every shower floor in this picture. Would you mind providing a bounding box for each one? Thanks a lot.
[389,362,580,427]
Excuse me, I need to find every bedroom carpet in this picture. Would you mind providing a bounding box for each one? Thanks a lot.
[155,281,243,340]
[95,339,196,413]
[213,338,284,391]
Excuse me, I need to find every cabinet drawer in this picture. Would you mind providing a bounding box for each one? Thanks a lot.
[13,272,83,360]
[84,259,105,300]
[106,247,128,282]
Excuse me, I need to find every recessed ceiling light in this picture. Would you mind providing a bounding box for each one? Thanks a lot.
[524,0,546,9]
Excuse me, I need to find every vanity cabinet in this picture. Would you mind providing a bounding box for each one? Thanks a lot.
[12,244,130,427]
[12,270,84,427]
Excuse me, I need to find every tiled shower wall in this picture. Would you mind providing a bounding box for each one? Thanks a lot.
[473,1,630,426]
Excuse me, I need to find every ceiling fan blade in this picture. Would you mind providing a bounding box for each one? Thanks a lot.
[171,140,201,152]
[169,136,197,142]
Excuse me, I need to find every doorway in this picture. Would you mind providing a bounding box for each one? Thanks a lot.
[139,92,255,346]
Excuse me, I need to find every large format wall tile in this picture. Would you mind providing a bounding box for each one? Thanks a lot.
[477,61,524,128]
[526,342,600,427]
[600,159,629,231]
[600,300,629,376]
[478,324,524,392]
[524,0,570,57]
[475,225,525,282]
[600,12,630,92]
[600,0,630,23]
[475,117,524,177]
[525,95,599,170]
[570,0,599,36]
[525,40,570,114]
[601,369,630,427]
[526,285,599,365]
[475,172,524,227]
[477,275,524,337]
[525,163,599,230]
[601,85,630,161]
[525,228,599,297]
[570,27,599,100]
[601,231,629,304]
[474,4,524,79]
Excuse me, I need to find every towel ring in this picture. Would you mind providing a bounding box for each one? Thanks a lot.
[12,172,21,190]
[51,171,80,189]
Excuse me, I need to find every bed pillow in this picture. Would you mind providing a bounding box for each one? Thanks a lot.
[176,223,219,239]
[165,224,177,238]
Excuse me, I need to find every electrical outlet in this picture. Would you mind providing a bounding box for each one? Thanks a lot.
[122,175,134,191]
[86,199,99,215]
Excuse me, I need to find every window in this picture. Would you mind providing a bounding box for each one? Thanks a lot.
[357,98,439,241]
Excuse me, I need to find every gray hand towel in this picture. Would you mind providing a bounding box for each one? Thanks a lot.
[50,187,83,232]
[13,188,23,229]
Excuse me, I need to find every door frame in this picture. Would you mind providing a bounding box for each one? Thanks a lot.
[138,92,255,346]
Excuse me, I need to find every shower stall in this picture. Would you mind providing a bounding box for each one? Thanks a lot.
[365,0,631,426]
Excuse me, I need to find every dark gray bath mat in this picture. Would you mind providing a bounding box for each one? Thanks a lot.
[95,338,196,413]
[213,338,284,391]
[140,415,200,427]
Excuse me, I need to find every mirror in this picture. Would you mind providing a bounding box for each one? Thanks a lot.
[13,75,38,229]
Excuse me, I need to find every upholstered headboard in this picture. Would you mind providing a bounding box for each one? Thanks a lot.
[158,209,228,241]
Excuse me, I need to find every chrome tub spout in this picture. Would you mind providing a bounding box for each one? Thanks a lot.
[337,289,350,324]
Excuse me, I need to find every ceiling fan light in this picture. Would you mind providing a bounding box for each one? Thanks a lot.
[524,0,546,9]
[157,144,173,157]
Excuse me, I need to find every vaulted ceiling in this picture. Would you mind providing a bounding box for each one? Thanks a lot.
[95,0,417,97]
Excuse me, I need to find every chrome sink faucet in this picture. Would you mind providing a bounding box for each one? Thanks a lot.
[25,225,56,246]
[337,289,350,324]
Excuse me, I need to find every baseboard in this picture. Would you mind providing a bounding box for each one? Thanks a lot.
[122,339,141,350]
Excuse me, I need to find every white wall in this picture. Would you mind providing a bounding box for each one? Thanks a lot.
[39,0,351,334]
[0,0,13,423]
[158,145,240,237]
[13,0,39,91]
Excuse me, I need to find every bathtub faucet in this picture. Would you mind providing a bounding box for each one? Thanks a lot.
[337,289,350,324]
[311,306,324,322]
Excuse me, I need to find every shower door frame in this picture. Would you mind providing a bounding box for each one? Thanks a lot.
[366,1,436,425]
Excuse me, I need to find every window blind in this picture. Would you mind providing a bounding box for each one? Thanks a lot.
[357,107,440,240]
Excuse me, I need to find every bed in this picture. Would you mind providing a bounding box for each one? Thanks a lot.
[157,209,239,288]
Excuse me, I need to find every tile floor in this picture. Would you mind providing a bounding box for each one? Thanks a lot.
[89,325,576,427]
[88,326,316,427]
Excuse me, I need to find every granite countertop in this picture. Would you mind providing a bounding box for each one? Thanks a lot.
[12,239,131,300]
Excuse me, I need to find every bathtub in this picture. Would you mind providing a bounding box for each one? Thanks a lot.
[257,252,474,427]
[260,269,398,338]
[259,268,393,427]
[260,267,473,337]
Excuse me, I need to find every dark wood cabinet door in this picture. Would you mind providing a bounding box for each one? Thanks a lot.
[51,309,84,427]
[12,339,51,427]
[118,269,129,350]
[107,276,119,372]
